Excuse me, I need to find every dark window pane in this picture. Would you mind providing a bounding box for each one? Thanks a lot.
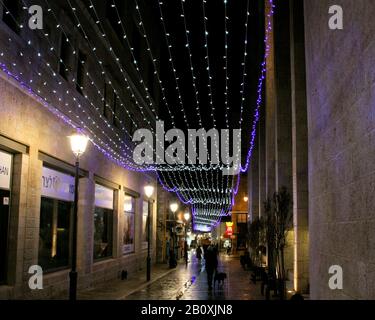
[113,93,118,127]
[93,207,113,260]
[38,197,72,271]
[76,51,86,94]
[123,195,135,254]
[59,33,71,79]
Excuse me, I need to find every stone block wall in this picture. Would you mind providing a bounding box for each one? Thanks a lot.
[0,68,157,300]
[304,0,375,299]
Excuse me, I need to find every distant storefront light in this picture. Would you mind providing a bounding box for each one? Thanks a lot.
[225,222,234,236]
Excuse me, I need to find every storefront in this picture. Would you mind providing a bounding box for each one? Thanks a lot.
[38,166,75,272]
[0,150,12,283]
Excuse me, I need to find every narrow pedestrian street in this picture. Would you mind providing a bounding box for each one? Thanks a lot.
[1,0,373,304]
[126,253,262,300]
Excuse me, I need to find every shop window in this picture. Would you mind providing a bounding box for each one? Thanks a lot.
[38,167,74,272]
[123,195,135,254]
[237,213,247,223]
[39,198,72,271]
[93,184,114,260]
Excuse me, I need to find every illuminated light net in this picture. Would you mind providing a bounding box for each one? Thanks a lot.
[0,0,275,230]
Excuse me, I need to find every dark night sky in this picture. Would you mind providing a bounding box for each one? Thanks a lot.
[150,0,265,134]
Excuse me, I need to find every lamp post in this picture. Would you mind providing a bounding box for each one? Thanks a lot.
[184,212,190,239]
[169,202,178,265]
[144,184,154,281]
[183,212,190,265]
[68,130,89,301]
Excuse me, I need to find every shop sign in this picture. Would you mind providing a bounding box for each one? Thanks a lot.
[0,151,12,190]
[41,166,74,201]
[225,222,234,236]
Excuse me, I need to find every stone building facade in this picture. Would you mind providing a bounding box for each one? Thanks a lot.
[156,186,188,264]
[305,0,375,299]
[249,0,375,299]
[0,0,161,299]
[247,0,309,294]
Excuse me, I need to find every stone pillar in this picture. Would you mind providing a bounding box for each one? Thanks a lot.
[22,148,43,298]
[156,186,168,263]
[249,138,260,222]
[265,0,277,200]
[112,189,120,260]
[274,0,293,194]
[264,0,277,272]
[77,175,95,277]
[258,93,267,217]
[274,0,294,278]
[290,0,309,293]
[7,153,29,294]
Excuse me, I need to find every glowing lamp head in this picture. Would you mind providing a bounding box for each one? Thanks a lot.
[170,202,178,213]
[69,131,89,157]
[144,184,154,198]
[184,212,190,221]
[243,196,249,202]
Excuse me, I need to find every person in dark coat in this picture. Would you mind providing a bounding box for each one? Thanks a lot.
[204,244,218,290]
[184,240,188,265]
[196,245,202,260]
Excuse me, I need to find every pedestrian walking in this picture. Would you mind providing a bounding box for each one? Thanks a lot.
[184,240,188,266]
[166,239,170,261]
[226,246,231,255]
[204,243,218,290]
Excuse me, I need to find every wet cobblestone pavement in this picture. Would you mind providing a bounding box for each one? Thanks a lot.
[125,253,263,300]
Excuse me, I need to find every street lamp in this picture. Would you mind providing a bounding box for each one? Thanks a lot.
[68,130,89,301]
[169,202,178,266]
[183,212,190,240]
[184,212,190,222]
[144,183,154,281]
[183,212,190,265]
[170,202,178,214]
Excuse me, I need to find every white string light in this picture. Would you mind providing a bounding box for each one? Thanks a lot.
[0,0,276,228]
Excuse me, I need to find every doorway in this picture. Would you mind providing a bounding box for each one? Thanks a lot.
[0,188,10,284]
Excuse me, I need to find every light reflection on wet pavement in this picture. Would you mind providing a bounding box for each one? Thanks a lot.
[125,253,262,300]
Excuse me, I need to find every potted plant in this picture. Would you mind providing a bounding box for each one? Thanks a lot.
[273,187,292,300]
[262,187,292,300]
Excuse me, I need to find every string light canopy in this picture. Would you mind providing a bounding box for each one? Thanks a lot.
[0,0,275,230]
